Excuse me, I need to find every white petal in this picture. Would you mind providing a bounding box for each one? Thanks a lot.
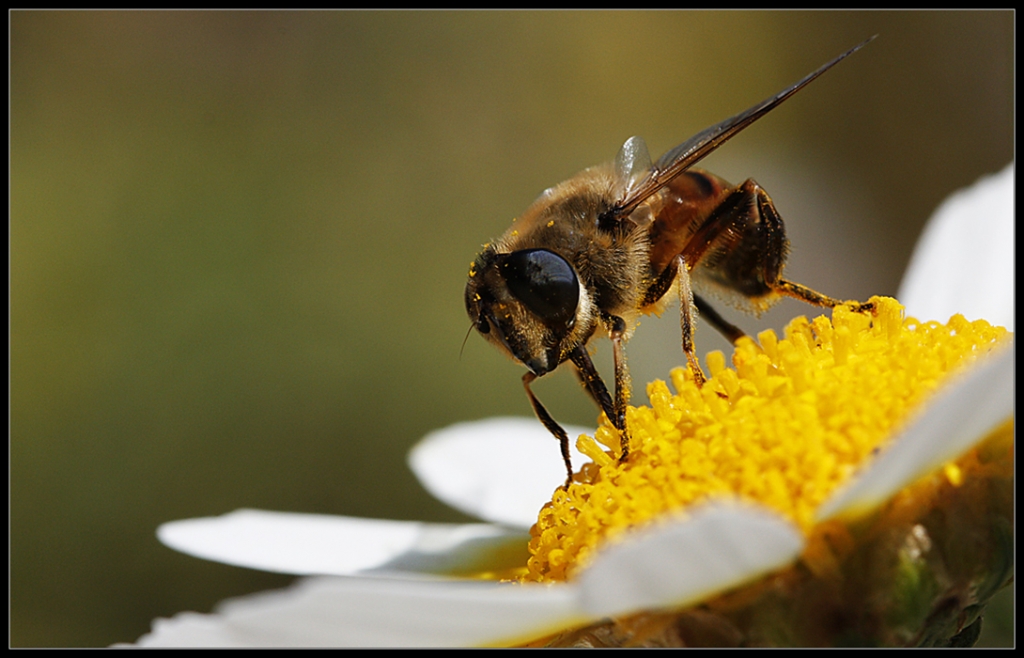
[408,417,593,528]
[137,575,583,647]
[158,509,529,577]
[577,502,804,618]
[817,341,1014,521]
[899,163,1014,330]
[141,506,805,647]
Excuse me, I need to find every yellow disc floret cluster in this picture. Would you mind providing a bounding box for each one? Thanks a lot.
[522,297,1010,583]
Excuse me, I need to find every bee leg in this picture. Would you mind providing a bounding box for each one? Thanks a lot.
[640,257,679,307]
[570,346,630,462]
[571,348,615,417]
[772,279,875,314]
[523,372,574,490]
[676,255,707,387]
[681,180,874,316]
[642,256,707,386]
[603,314,633,462]
[693,294,747,344]
[733,182,873,314]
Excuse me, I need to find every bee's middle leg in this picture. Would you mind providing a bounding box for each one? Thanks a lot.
[675,256,707,387]
[641,256,708,387]
[693,294,747,344]
[605,314,632,461]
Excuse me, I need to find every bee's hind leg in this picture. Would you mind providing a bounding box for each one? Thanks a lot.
[680,179,874,317]
[735,182,872,314]
[772,279,875,314]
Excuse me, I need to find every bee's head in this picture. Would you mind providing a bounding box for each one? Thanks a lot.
[465,245,595,376]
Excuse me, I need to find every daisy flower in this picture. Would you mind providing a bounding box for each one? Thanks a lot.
[135,164,1013,647]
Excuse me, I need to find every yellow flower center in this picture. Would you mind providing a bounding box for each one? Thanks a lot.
[522,297,1010,583]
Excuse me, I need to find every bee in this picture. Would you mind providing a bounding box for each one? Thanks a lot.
[465,39,876,488]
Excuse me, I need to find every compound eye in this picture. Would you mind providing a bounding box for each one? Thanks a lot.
[500,249,579,331]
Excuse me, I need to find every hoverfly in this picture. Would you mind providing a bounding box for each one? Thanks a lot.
[465,38,876,488]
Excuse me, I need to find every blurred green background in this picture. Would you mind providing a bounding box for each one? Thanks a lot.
[11,11,1012,647]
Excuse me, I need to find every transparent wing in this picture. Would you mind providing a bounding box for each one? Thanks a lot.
[611,135,653,202]
[604,36,876,223]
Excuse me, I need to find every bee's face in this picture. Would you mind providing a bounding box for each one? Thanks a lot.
[465,246,592,376]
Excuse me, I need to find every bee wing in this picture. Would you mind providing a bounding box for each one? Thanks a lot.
[612,135,653,202]
[606,36,876,221]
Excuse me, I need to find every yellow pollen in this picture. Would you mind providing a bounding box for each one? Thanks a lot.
[942,463,963,487]
[522,297,1010,583]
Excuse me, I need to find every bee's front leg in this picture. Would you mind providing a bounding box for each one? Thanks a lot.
[571,347,614,418]
[570,336,631,463]
[523,372,574,490]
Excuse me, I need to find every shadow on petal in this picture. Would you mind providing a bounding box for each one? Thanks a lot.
[138,575,585,648]
[409,417,592,528]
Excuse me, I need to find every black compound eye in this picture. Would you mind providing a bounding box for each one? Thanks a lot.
[500,249,579,330]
